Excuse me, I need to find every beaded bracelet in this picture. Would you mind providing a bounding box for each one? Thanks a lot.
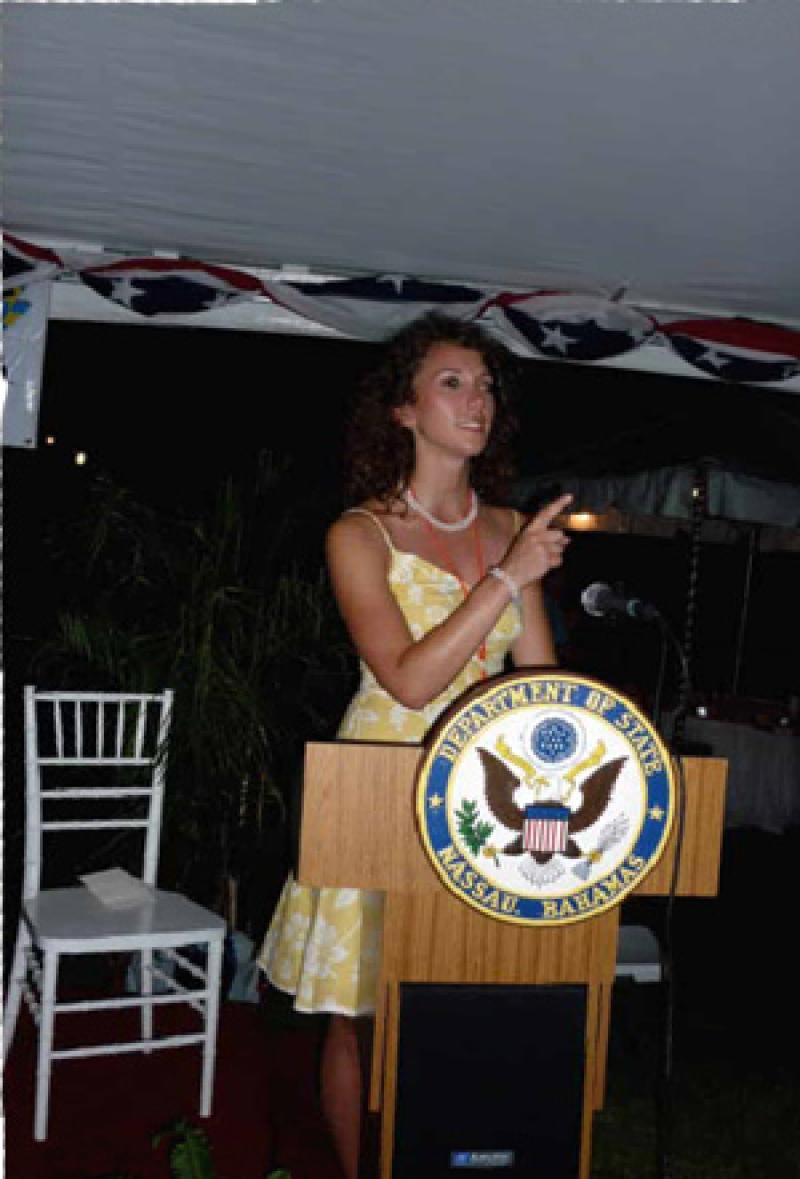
[488,565,520,601]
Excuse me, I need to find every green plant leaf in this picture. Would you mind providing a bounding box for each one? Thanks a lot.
[170,1133,214,1179]
[153,1120,214,1179]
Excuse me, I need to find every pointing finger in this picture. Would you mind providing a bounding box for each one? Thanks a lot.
[529,493,573,529]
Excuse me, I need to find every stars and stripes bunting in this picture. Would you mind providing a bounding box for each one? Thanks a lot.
[264,274,489,341]
[3,230,800,386]
[660,318,800,384]
[490,293,656,362]
[79,257,266,318]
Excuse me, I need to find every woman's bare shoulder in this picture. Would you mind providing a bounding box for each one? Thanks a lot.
[327,500,398,550]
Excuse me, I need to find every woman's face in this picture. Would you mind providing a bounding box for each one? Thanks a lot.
[395,342,496,460]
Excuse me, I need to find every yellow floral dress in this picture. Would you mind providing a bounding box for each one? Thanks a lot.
[258,510,522,1014]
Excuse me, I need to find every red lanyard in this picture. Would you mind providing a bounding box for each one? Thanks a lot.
[416,506,488,679]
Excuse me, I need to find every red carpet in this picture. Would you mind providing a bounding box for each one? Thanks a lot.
[3,999,344,1179]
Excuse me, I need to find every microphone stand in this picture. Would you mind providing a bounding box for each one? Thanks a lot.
[582,588,693,1178]
[650,626,669,735]
[652,614,692,1179]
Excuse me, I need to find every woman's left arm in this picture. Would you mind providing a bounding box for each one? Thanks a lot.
[512,579,558,668]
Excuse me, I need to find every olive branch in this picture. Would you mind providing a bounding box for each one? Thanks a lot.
[455,798,494,855]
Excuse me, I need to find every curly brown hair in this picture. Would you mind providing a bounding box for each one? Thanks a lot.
[343,313,518,507]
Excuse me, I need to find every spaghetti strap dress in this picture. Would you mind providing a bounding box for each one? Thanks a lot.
[257,508,523,1015]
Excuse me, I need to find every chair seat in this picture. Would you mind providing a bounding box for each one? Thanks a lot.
[615,924,662,983]
[24,887,225,952]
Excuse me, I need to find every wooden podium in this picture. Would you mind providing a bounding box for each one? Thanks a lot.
[298,740,726,1178]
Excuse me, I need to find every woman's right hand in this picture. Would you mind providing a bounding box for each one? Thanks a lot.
[500,493,573,589]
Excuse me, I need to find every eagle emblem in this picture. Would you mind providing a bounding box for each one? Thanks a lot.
[474,744,628,886]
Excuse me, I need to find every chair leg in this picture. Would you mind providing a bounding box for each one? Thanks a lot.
[141,948,153,1050]
[199,935,223,1118]
[2,924,32,1064]
[34,948,58,1142]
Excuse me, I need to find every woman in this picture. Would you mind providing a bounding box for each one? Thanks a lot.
[259,312,571,1177]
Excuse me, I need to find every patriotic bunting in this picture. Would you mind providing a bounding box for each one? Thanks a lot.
[492,293,655,362]
[3,231,800,389]
[265,274,489,341]
[3,233,65,291]
[662,319,800,384]
[79,257,265,318]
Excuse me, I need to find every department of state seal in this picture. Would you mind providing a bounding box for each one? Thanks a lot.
[416,672,675,926]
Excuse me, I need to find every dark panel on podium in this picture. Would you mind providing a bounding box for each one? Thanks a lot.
[392,983,586,1178]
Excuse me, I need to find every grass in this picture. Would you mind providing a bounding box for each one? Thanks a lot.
[590,828,800,1178]
[592,970,800,1177]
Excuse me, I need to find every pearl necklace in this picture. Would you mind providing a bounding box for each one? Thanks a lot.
[404,486,479,533]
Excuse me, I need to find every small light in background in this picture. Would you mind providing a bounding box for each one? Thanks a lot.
[692,485,702,500]
[567,512,597,531]
[74,451,88,466]
[45,435,56,446]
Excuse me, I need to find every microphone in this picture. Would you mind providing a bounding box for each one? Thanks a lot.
[580,582,661,623]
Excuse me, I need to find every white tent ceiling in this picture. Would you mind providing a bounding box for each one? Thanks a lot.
[5,1,800,333]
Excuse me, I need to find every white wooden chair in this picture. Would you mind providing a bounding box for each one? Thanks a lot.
[3,687,226,1141]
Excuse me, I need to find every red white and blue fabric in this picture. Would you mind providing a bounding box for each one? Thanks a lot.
[492,293,656,362]
[79,257,265,317]
[661,319,800,384]
[4,231,800,386]
[264,274,488,341]
[3,233,65,291]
